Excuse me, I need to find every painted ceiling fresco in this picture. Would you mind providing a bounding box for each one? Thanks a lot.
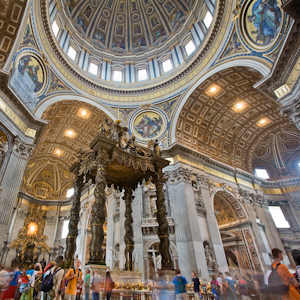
[65,0,194,53]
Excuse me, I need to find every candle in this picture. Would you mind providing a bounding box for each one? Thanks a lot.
[118,108,120,119]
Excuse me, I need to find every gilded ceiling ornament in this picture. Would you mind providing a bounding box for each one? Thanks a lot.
[10,206,50,261]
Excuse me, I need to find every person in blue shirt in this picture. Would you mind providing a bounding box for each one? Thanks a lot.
[225,272,237,300]
[172,269,188,300]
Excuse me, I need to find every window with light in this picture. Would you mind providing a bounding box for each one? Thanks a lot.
[138,69,148,81]
[203,11,213,29]
[114,70,123,82]
[66,188,74,198]
[162,59,173,73]
[61,220,70,238]
[185,40,196,56]
[52,20,60,37]
[255,169,270,179]
[89,62,99,76]
[268,206,290,228]
[67,46,77,61]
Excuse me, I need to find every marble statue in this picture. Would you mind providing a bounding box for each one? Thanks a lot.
[205,244,213,269]
[212,258,219,272]
[192,182,202,206]
[156,254,162,270]
[228,257,238,271]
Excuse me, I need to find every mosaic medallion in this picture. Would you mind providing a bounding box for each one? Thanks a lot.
[17,54,45,94]
[132,110,165,140]
[243,0,282,48]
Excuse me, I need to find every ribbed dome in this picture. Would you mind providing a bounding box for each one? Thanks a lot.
[65,0,194,54]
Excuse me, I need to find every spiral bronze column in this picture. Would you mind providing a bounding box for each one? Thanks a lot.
[65,174,83,267]
[88,157,108,265]
[153,168,173,269]
[124,185,134,271]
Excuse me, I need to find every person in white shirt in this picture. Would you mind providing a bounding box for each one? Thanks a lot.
[90,270,103,300]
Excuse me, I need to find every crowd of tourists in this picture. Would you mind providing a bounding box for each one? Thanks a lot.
[0,247,300,300]
[0,257,113,300]
[173,248,300,300]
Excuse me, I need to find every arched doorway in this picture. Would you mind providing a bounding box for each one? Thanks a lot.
[214,190,262,275]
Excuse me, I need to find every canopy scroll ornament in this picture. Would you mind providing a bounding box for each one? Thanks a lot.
[66,119,173,271]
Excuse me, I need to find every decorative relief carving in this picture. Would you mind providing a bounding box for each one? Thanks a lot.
[46,216,57,224]
[13,137,32,159]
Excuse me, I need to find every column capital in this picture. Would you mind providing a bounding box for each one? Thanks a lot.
[13,136,33,159]
[165,167,193,183]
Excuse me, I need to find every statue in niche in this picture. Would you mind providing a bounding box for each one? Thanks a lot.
[212,259,219,272]
[227,257,238,271]
[192,181,203,206]
[204,244,213,269]
[156,254,162,270]
[150,197,157,217]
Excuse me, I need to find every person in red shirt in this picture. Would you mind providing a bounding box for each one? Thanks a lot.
[105,272,113,300]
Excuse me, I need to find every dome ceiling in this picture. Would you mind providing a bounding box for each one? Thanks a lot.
[64,0,194,54]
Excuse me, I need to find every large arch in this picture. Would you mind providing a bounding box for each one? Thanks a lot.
[170,60,271,145]
[23,99,114,200]
[171,64,292,172]
[35,95,117,121]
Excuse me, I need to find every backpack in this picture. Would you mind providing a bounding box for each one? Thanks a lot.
[65,268,80,287]
[176,276,186,293]
[268,263,289,295]
[19,275,31,293]
[41,268,62,292]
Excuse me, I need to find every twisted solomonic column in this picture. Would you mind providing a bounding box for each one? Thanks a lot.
[124,185,134,271]
[88,157,108,265]
[65,174,84,267]
[153,168,173,270]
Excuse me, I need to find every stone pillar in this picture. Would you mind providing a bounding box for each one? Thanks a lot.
[65,174,83,267]
[88,158,108,265]
[124,185,134,271]
[166,167,208,280]
[201,179,228,273]
[153,164,173,270]
[0,137,32,246]
[105,188,115,269]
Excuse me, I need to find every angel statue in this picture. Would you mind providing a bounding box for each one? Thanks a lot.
[98,118,112,137]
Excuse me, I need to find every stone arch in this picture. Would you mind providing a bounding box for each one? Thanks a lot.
[213,190,248,226]
[170,60,271,144]
[143,239,178,259]
[34,95,117,121]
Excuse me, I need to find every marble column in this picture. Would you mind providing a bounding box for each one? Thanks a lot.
[166,167,208,280]
[153,165,173,270]
[0,137,32,246]
[88,158,108,265]
[65,174,83,267]
[124,185,134,271]
[105,188,115,269]
[200,178,228,274]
